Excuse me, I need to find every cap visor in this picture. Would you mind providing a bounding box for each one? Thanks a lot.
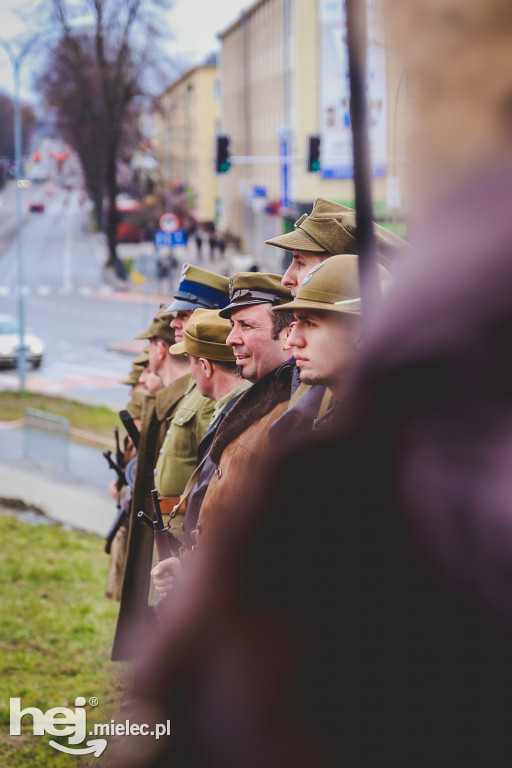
[169,341,186,356]
[164,298,200,312]
[273,298,361,314]
[265,228,327,253]
[219,298,272,318]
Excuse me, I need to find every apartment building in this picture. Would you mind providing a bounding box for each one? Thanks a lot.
[218,0,405,268]
[155,61,220,225]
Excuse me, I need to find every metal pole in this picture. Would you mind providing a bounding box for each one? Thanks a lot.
[13,56,27,390]
[345,0,381,334]
[0,37,29,391]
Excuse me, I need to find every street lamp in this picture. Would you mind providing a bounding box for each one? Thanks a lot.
[0,34,41,392]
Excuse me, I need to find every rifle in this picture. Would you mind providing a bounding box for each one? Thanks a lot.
[104,508,128,554]
[102,450,129,554]
[102,450,127,489]
[138,488,183,560]
[119,409,140,450]
[114,426,125,469]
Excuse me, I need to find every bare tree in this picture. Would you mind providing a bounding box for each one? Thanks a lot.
[36,0,173,273]
[0,93,35,158]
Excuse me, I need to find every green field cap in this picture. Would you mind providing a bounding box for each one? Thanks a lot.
[120,365,143,386]
[164,263,230,312]
[219,272,292,317]
[265,198,411,268]
[273,254,390,315]
[126,388,147,419]
[134,305,176,347]
[169,308,235,362]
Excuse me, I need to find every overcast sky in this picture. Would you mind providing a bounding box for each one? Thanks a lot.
[0,0,250,101]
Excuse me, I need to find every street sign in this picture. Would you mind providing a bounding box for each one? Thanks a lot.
[154,229,186,248]
[158,212,180,233]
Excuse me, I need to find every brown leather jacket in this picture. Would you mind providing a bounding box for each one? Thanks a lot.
[197,362,294,544]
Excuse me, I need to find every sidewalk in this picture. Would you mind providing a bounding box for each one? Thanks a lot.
[93,231,258,298]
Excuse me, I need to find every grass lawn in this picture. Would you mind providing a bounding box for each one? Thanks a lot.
[0,512,130,767]
[0,391,119,449]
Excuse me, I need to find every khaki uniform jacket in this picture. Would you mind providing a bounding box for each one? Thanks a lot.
[197,362,294,544]
[153,377,215,498]
[111,375,190,661]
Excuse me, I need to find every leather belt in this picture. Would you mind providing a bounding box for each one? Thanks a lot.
[158,496,181,516]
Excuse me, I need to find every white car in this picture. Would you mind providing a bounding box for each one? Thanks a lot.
[0,314,44,369]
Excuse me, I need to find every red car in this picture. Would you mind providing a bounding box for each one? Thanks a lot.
[29,200,45,213]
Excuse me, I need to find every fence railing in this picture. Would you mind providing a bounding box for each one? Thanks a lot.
[23,408,70,472]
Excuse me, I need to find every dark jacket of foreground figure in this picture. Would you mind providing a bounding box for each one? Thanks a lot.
[122,161,512,766]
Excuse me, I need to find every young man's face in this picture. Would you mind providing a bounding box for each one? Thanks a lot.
[226,304,289,383]
[148,338,162,376]
[287,309,360,392]
[170,311,193,342]
[138,365,164,394]
[281,251,328,297]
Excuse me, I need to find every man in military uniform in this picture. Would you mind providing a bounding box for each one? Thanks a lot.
[272,254,389,435]
[194,273,295,544]
[265,198,407,438]
[265,197,409,295]
[164,262,232,343]
[151,308,251,599]
[111,306,191,660]
[153,264,231,502]
[119,348,150,394]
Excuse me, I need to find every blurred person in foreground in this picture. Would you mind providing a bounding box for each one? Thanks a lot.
[117,158,512,768]
[112,0,512,763]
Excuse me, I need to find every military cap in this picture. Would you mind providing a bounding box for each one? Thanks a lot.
[119,365,143,386]
[273,253,390,315]
[169,308,235,362]
[219,272,293,318]
[265,197,410,268]
[133,348,149,367]
[164,263,230,313]
[134,305,177,347]
[126,388,147,420]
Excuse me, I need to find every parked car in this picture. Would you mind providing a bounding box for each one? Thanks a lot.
[28,200,45,213]
[0,315,44,369]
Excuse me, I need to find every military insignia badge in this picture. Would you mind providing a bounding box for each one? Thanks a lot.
[301,261,325,285]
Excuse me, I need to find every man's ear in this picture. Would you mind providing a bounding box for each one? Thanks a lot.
[156,338,167,361]
[199,358,213,378]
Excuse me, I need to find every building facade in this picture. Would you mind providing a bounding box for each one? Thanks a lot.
[155,62,220,225]
[218,0,404,269]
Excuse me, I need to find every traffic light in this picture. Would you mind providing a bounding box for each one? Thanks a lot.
[307,135,321,172]
[215,135,230,173]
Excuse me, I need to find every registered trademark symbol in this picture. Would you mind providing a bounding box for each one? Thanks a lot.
[89,697,98,706]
